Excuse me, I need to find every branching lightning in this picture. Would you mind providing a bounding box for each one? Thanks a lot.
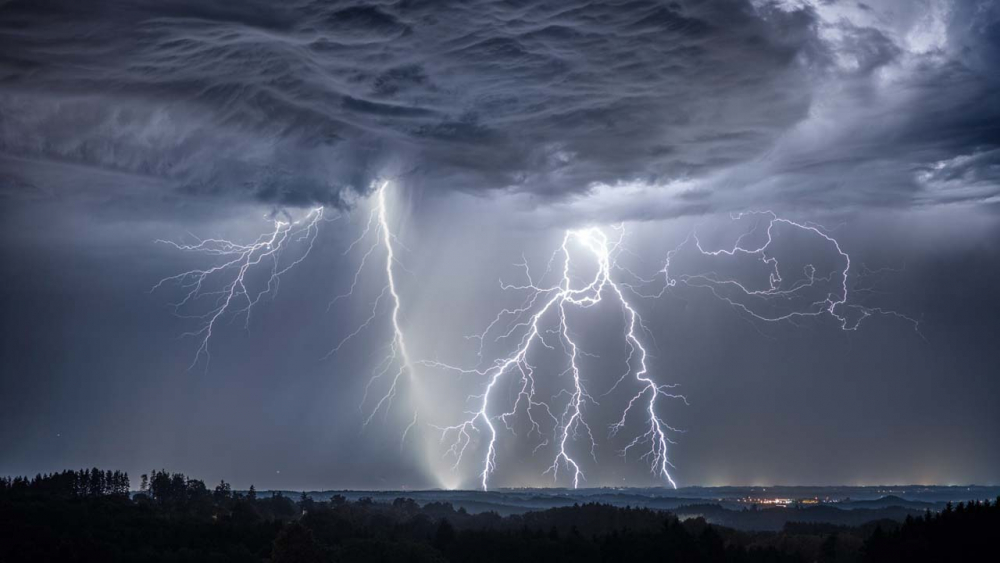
[155,192,919,491]
[624,211,922,336]
[152,207,325,370]
[420,211,919,491]
[421,227,687,491]
[328,181,417,432]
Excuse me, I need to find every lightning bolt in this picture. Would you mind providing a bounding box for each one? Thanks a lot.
[155,199,919,490]
[422,211,918,491]
[328,181,417,432]
[156,180,419,435]
[632,211,922,336]
[422,226,686,491]
[152,207,325,370]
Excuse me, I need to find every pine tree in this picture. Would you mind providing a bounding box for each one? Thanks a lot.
[214,480,232,502]
[89,468,102,497]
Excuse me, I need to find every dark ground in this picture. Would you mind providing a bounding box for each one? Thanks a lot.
[2,469,998,562]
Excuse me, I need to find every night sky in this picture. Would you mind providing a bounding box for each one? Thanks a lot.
[1,0,999,491]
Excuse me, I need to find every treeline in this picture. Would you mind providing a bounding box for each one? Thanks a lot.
[136,469,299,521]
[863,499,1000,562]
[2,468,998,563]
[0,468,130,498]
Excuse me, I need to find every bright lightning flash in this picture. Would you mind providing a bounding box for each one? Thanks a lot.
[631,211,922,335]
[422,226,686,491]
[152,207,325,370]
[328,181,417,434]
[422,211,919,491]
[155,196,919,492]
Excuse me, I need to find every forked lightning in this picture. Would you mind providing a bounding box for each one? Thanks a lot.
[422,227,686,491]
[152,207,325,370]
[156,189,918,490]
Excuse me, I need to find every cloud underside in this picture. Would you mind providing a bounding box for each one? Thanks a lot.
[0,0,997,215]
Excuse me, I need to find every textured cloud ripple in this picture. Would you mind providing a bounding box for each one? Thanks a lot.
[4,0,994,215]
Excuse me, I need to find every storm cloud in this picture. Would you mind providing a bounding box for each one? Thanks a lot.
[5,0,994,215]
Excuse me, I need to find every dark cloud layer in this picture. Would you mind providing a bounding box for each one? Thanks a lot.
[3,1,997,213]
[1,0,822,206]
[2,0,995,214]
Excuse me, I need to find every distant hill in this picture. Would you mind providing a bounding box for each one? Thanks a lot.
[284,489,938,530]
[672,503,926,532]
[841,495,939,511]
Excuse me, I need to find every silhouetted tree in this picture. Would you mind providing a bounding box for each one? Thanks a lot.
[4,468,998,563]
[433,518,455,550]
[820,533,837,562]
[272,521,323,563]
[298,491,315,513]
[214,480,232,503]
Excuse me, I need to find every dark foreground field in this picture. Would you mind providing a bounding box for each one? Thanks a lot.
[2,470,997,563]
